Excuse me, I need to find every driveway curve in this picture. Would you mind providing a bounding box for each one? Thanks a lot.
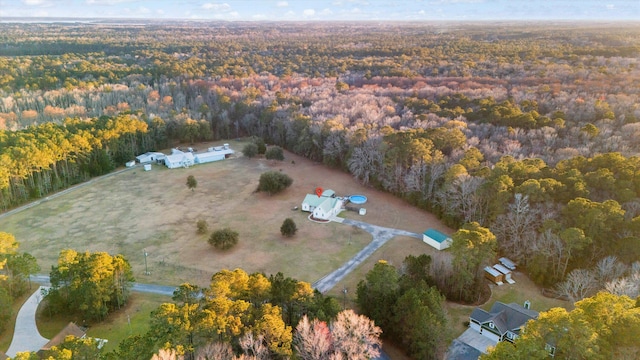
[6,286,50,358]
[312,217,422,293]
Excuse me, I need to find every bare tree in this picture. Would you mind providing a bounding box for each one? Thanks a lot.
[196,342,234,360]
[605,262,640,298]
[294,315,334,360]
[556,269,597,303]
[331,310,382,360]
[492,194,540,263]
[594,256,628,287]
[437,174,485,223]
[348,138,383,186]
[239,332,270,360]
[152,349,183,360]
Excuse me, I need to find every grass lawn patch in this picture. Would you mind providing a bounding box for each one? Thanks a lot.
[0,286,40,352]
[36,292,170,353]
[86,293,170,353]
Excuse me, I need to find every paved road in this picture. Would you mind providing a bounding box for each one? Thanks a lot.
[312,217,422,293]
[29,275,177,297]
[6,286,50,357]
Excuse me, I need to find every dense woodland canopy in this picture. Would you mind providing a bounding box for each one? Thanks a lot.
[1,21,640,358]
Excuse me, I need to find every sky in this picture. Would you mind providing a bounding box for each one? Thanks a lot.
[0,0,639,21]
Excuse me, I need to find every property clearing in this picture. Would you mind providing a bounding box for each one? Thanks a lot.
[0,140,444,287]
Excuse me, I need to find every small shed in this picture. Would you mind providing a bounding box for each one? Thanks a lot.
[493,264,516,284]
[144,164,152,171]
[499,257,517,271]
[484,266,504,285]
[359,208,367,216]
[125,160,136,168]
[422,228,452,250]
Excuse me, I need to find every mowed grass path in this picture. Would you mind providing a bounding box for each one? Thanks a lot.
[2,139,446,287]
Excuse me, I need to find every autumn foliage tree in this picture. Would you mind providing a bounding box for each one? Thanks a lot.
[44,249,134,322]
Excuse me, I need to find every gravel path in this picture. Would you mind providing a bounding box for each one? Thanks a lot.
[312,217,422,293]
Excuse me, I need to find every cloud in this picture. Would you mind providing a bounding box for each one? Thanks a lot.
[252,13,267,19]
[432,0,484,3]
[303,8,315,16]
[22,0,48,5]
[276,1,288,7]
[85,0,137,5]
[202,2,232,12]
[319,8,333,15]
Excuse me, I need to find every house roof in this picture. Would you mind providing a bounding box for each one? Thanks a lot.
[303,194,326,207]
[322,189,335,197]
[423,228,451,243]
[470,302,539,337]
[40,322,86,351]
[316,197,340,214]
[165,151,194,164]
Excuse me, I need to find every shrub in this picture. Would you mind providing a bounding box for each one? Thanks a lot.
[254,137,267,154]
[186,175,197,191]
[209,228,239,250]
[196,219,208,234]
[242,143,258,158]
[280,218,297,237]
[257,171,293,195]
[265,146,285,161]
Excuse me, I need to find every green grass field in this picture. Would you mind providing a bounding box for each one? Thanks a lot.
[35,292,170,353]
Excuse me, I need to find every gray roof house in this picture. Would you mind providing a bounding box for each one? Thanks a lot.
[469,302,539,344]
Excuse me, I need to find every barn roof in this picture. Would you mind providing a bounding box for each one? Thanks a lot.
[423,228,450,243]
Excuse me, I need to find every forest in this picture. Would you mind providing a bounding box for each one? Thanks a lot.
[1,21,640,358]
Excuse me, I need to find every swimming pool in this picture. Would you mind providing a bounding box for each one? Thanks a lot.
[349,195,368,204]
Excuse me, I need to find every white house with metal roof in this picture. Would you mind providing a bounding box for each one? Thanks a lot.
[164,149,195,169]
[301,189,344,220]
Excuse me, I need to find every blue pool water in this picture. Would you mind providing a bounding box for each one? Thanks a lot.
[350,195,368,204]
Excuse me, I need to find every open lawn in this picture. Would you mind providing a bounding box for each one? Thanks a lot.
[0,139,443,288]
[36,292,170,353]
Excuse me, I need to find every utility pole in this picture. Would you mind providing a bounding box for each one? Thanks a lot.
[343,286,348,309]
[144,249,150,275]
